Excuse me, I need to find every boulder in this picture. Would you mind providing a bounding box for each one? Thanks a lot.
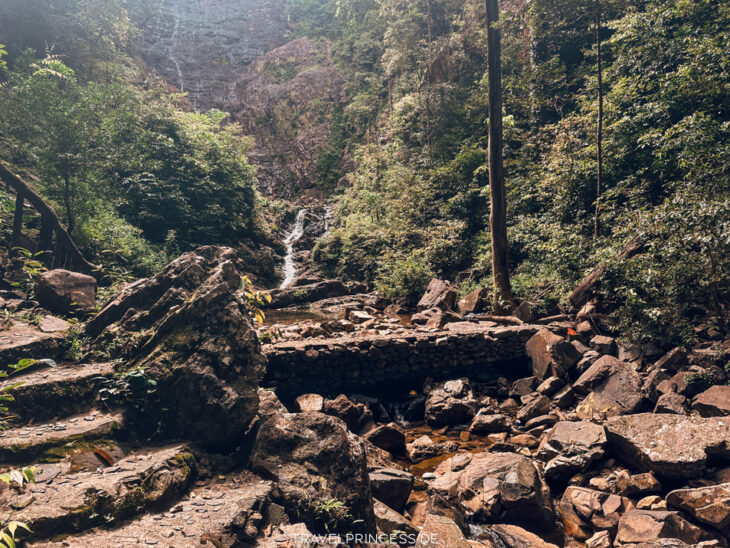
[457,287,490,315]
[369,468,413,513]
[425,378,477,427]
[488,524,560,548]
[416,515,471,547]
[256,388,287,423]
[666,483,730,531]
[605,413,730,479]
[35,269,96,313]
[526,328,582,380]
[655,347,688,372]
[470,412,511,434]
[417,279,457,311]
[407,435,458,462]
[250,412,375,534]
[537,376,566,397]
[538,421,607,481]
[363,422,406,455]
[654,392,687,414]
[692,385,730,417]
[590,335,617,356]
[509,377,538,397]
[515,394,551,422]
[323,394,370,432]
[573,355,644,420]
[408,493,469,533]
[296,393,324,413]
[615,509,716,545]
[429,451,555,533]
[86,247,266,451]
[558,487,632,540]
[373,499,419,540]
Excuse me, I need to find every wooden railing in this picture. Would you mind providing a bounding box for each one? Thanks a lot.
[0,162,100,277]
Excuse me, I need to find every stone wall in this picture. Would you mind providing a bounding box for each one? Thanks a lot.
[263,325,541,398]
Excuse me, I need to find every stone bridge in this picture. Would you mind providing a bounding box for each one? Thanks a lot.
[262,324,541,398]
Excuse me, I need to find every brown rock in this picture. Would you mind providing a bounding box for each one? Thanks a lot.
[323,394,368,432]
[417,515,470,547]
[516,394,551,422]
[509,377,538,397]
[654,392,687,414]
[408,493,469,533]
[538,421,606,481]
[590,335,617,355]
[605,413,730,478]
[574,355,644,420]
[417,279,457,312]
[558,487,631,540]
[35,269,96,313]
[425,378,477,426]
[457,287,490,315]
[693,385,730,417]
[537,376,566,397]
[526,329,582,380]
[488,524,560,547]
[470,413,511,434]
[363,422,406,455]
[615,509,715,545]
[373,499,419,540]
[655,347,688,372]
[666,483,730,530]
[250,412,375,534]
[296,393,324,413]
[369,468,413,513]
[429,451,555,533]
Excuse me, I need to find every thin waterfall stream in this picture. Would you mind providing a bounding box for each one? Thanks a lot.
[279,209,307,289]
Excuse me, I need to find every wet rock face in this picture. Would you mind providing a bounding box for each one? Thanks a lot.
[88,246,267,451]
[132,0,287,110]
[250,412,376,535]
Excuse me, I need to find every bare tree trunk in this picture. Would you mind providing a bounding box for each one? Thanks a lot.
[486,0,514,314]
[594,5,603,240]
[63,172,75,235]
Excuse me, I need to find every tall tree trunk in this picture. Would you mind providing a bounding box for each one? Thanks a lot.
[594,6,603,240]
[63,172,75,235]
[486,0,514,313]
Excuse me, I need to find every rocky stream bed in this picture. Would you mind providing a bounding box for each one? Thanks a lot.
[0,247,728,547]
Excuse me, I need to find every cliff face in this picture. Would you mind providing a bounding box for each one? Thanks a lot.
[227,38,345,198]
[135,0,288,110]
[135,1,345,197]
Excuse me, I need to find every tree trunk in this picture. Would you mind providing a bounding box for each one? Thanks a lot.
[594,6,603,240]
[63,172,75,235]
[486,0,514,313]
[11,193,24,251]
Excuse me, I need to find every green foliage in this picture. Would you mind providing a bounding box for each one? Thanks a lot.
[312,497,360,534]
[241,276,272,324]
[11,248,47,294]
[0,516,31,548]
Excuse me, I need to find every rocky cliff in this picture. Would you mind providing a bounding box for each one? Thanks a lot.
[133,0,288,110]
[134,1,345,197]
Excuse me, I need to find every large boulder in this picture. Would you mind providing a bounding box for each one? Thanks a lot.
[573,355,644,420]
[526,328,582,380]
[615,510,716,545]
[666,483,730,531]
[425,378,477,426]
[692,385,730,417]
[538,421,607,481]
[417,278,457,311]
[605,413,730,479]
[86,247,266,451]
[457,287,490,315]
[250,412,375,535]
[558,487,632,541]
[369,468,413,513]
[35,269,96,313]
[429,451,556,534]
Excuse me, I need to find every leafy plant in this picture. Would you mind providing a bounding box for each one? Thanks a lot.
[11,248,47,294]
[0,515,31,548]
[241,276,272,324]
[0,467,35,489]
[312,497,362,534]
[64,322,90,362]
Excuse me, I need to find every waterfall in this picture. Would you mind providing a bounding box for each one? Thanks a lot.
[280,209,307,289]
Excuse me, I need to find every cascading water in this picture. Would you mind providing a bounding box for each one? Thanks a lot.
[279,209,307,289]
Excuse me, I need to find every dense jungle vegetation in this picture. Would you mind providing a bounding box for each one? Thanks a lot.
[0,0,728,347]
[301,0,729,345]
